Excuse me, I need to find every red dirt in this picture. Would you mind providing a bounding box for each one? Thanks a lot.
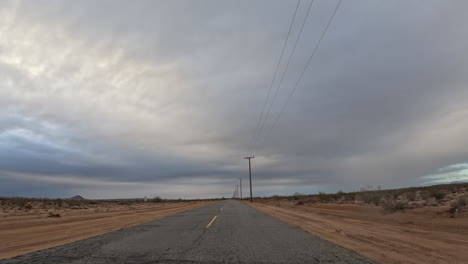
[0,202,210,260]
[249,201,468,264]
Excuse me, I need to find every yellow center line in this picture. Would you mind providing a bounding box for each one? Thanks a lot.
[206,215,218,228]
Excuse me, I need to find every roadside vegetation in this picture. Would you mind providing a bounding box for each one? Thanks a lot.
[0,196,221,214]
[255,182,468,216]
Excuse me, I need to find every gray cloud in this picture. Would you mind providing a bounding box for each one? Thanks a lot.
[1,0,468,198]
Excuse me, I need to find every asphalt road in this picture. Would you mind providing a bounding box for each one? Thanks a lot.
[1,200,377,264]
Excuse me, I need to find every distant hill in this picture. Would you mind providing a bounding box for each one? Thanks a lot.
[450,180,468,184]
[69,195,84,200]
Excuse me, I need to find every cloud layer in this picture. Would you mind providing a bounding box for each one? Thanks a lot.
[1,0,468,198]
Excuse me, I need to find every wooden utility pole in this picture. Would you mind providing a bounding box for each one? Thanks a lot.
[244,156,254,203]
[239,177,242,200]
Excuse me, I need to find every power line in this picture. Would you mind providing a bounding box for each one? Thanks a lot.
[263,0,342,143]
[247,0,301,155]
[253,0,315,155]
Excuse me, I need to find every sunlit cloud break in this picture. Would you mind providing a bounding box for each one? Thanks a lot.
[421,163,468,185]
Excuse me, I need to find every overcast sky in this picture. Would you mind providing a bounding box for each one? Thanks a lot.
[1,0,468,199]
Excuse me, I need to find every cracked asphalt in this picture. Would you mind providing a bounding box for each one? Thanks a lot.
[0,200,377,263]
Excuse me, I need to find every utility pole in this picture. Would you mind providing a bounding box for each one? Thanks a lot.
[244,156,254,203]
[239,177,242,200]
[236,185,239,199]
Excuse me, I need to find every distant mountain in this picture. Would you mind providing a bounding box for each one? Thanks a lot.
[69,195,84,200]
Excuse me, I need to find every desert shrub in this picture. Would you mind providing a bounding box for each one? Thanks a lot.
[55,199,63,207]
[429,189,446,201]
[342,192,357,201]
[383,189,405,200]
[271,195,281,201]
[87,200,98,205]
[358,191,383,205]
[48,211,61,218]
[420,191,432,201]
[451,196,467,210]
[67,199,82,207]
[382,198,406,212]
[317,192,332,202]
[334,191,344,200]
[40,198,54,206]
[447,185,459,193]
[295,200,304,206]
[16,198,28,208]
[24,203,33,210]
[403,192,416,201]
[152,196,163,203]
[291,192,305,201]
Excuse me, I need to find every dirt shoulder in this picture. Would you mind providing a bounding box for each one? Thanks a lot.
[248,201,468,264]
[0,201,211,260]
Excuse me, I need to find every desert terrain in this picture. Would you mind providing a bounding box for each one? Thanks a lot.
[249,183,468,264]
[0,198,211,260]
[1,183,467,263]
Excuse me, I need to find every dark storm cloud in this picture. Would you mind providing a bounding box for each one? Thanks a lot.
[1,0,468,198]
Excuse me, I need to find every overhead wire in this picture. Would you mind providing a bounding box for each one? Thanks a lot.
[247,0,301,156]
[253,0,316,155]
[262,0,343,144]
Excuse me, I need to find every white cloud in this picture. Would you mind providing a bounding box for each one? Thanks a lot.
[421,163,468,185]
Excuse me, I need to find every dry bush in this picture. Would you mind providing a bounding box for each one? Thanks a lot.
[55,199,63,207]
[17,198,28,208]
[290,192,305,201]
[304,197,319,204]
[117,200,132,206]
[271,195,282,201]
[382,197,407,212]
[342,192,357,202]
[48,211,61,218]
[403,192,416,201]
[6,198,34,210]
[450,196,467,211]
[317,192,333,203]
[357,191,383,205]
[152,196,163,203]
[429,189,447,201]
[419,191,432,201]
[66,199,83,207]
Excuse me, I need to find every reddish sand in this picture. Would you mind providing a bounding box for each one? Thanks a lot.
[0,202,210,260]
[249,201,468,264]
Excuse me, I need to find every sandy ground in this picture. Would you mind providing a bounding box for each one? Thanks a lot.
[249,201,468,264]
[0,201,211,260]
